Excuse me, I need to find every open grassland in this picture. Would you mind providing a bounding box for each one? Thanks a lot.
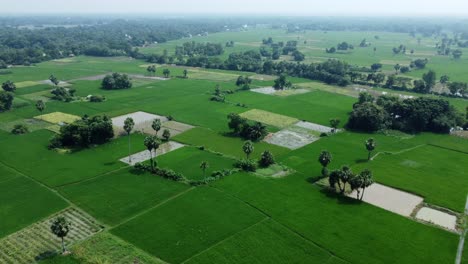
[353,145,468,212]
[112,187,266,264]
[185,219,346,264]
[173,127,289,160]
[0,130,146,187]
[0,164,68,238]
[213,172,459,264]
[156,147,235,181]
[59,168,189,226]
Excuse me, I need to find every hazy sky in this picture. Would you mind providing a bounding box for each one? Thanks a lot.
[2,0,468,16]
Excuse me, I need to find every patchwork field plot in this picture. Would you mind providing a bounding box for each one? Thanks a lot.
[185,219,344,264]
[295,121,334,133]
[112,187,266,264]
[15,81,40,88]
[264,127,319,150]
[35,112,81,124]
[353,145,468,212]
[0,130,147,187]
[120,141,185,165]
[251,87,311,97]
[156,147,235,181]
[64,232,165,264]
[347,183,423,217]
[0,173,68,238]
[112,111,168,136]
[60,168,189,226]
[173,127,290,160]
[0,207,102,264]
[416,207,458,231]
[187,69,239,82]
[0,118,51,133]
[240,109,299,128]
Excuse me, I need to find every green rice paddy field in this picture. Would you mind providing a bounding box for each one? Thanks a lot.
[0,28,467,264]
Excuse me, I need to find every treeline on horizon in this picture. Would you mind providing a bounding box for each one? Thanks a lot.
[2,16,468,66]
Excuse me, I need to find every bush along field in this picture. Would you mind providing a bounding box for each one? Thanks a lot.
[0,26,467,264]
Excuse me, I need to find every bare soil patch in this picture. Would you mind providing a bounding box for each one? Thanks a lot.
[112,111,168,136]
[120,141,185,165]
[264,129,319,150]
[415,207,458,231]
[348,183,423,217]
[295,121,335,133]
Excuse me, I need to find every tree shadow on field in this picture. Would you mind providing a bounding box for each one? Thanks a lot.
[354,158,368,164]
[306,176,321,184]
[129,167,146,176]
[103,161,116,166]
[319,188,361,206]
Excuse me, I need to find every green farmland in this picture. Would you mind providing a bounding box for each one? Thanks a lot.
[0,17,467,264]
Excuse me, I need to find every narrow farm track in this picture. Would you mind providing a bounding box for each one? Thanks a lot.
[0,207,102,264]
[455,195,468,264]
[371,144,426,160]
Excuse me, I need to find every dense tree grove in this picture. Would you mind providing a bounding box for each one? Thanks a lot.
[175,42,224,57]
[101,73,132,90]
[227,113,268,141]
[0,17,242,65]
[0,91,14,111]
[49,115,114,149]
[348,93,463,133]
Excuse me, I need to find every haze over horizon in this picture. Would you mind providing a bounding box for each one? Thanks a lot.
[2,0,468,16]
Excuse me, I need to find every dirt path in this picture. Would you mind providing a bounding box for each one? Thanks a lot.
[455,195,468,264]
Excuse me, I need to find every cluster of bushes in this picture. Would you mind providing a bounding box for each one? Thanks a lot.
[189,169,236,186]
[347,92,464,133]
[51,87,76,102]
[11,124,28,134]
[326,41,354,53]
[134,163,186,181]
[101,73,132,90]
[234,159,257,172]
[235,150,276,173]
[227,113,268,141]
[49,115,114,149]
[89,95,106,102]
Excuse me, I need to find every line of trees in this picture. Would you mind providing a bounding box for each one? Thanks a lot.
[227,113,268,141]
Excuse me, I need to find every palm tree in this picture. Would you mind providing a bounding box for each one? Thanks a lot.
[338,166,354,194]
[358,169,374,200]
[365,138,376,161]
[152,119,161,136]
[242,140,254,159]
[124,117,135,163]
[50,216,71,254]
[200,161,209,178]
[144,136,158,171]
[318,150,332,177]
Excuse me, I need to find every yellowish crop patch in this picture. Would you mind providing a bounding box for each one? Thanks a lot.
[15,81,39,88]
[35,112,81,124]
[240,109,299,128]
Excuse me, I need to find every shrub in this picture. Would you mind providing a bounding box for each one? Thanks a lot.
[234,159,257,172]
[89,95,105,102]
[51,87,75,102]
[11,124,29,135]
[259,150,275,167]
